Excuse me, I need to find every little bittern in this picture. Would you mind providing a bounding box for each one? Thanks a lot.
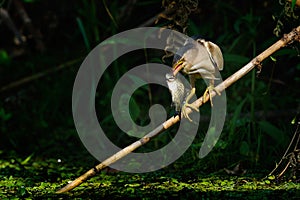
[172,36,223,121]
[166,73,198,121]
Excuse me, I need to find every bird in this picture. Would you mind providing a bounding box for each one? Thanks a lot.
[172,36,224,121]
[166,72,199,121]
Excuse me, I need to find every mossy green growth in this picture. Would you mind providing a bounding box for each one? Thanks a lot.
[0,153,299,199]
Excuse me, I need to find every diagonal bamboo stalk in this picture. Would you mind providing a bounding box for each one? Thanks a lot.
[56,26,300,194]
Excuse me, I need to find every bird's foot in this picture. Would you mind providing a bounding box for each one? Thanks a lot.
[203,85,221,106]
[181,88,199,122]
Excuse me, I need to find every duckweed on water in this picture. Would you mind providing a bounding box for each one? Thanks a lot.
[0,156,299,199]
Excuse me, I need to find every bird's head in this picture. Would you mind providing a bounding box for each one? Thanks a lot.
[172,36,223,76]
[172,40,199,76]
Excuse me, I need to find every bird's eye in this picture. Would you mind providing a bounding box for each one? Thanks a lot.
[166,73,175,81]
[168,77,175,81]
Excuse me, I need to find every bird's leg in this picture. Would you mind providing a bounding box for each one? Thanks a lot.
[181,88,199,121]
[181,76,199,121]
[203,79,221,106]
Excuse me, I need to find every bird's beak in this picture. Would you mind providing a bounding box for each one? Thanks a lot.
[172,59,184,76]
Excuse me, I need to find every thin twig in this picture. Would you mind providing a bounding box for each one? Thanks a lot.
[0,57,83,93]
[13,0,45,52]
[102,0,118,28]
[138,7,176,27]
[56,26,300,194]
[0,7,24,44]
[268,119,300,176]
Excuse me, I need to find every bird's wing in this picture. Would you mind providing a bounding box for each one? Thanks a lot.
[188,69,219,80]
[207,41,224,70]
[197,40,224,71]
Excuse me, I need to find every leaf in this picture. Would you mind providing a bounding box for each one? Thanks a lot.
[0,49,10,65]
[229,97,248,138]
[239,141,250,156]
[291,113,299,124]
[127,130,146,138]
[223,53,249,65]
[270,56,277,62]
[101,37,145,46]
[76,17,91,52]
[129,97,140,121]
[127,74,147,87]
[233,20,241,33]
[118,94,130,121]
[273,49,298,57]
[227,36,244,52]
[291,0,297,9]
[215,139,227,149]
[187,19,199,36]
[21,153,34,165]
[0,108,12,121]
[268,175,276,180]
[258,121,285,144]
[23,0,37,3]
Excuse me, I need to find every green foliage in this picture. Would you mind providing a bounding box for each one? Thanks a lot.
[0,49,10,65]
[76,17,91,52]
[0,107,12,121]
[22,0,39,3]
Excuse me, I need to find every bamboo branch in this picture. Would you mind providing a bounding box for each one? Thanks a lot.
[56,26,300,194]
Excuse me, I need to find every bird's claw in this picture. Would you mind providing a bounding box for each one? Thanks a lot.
[181,88,199,122]
[181,102,199,122]
[203,85,221,106]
